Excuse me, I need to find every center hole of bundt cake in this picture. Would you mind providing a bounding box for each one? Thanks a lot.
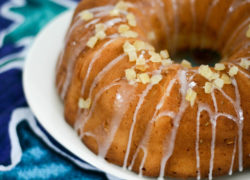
[171,49,221,67]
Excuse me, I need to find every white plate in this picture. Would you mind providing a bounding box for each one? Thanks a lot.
[23,10,250,180]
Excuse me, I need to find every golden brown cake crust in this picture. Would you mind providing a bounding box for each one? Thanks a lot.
[56,0,250,179]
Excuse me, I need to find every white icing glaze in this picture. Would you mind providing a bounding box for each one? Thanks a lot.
[232,78,244,172]
[84,5,113,14]
[229,137,237,175]
[74,82,120,135]
[205,75,244,179]
[80,39,117,96]
[208,91,218,180]
[158,70,189,180]
[105,17,124,27]
[85,18,101,28]
[88,54,126,99]
[56,17,84,94]
[139,147,147,177]
[189,81,197,88]
[98,83,135,157]
[238,68,250,79]
[60,32,91,98]
[156,111,175,120]
[195,106,202,180]
[141,78,177,176]
[195,102,239,180]
[128,74,177,175]
[123,83,154,168]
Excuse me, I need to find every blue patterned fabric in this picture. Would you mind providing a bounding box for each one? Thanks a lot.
[0,0,116,179]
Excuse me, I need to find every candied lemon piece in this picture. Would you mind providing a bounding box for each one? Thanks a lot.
[87,36,98,48]
[138,73,150,84]
[127,13,136,27]
[151,74,163,85]
[125,68,136,81]
[185,88,197,107]
[214,63,225,71]
[228,66,238,77]
[79,10,93,21]
[78,98,91,109]
[213,78,224,89]
[204,82,213,94]
[181,59,192,68]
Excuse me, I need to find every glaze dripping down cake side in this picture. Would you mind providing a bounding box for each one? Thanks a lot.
[56,0,250,179]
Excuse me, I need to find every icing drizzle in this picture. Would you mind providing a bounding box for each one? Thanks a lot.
[57,0,250,179]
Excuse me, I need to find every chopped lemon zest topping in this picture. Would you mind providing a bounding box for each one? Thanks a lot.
[160,50,169,59]
[212,73,220,80]
[151,74,163,85]
[138,73,150,84]
[181,59,192,68]
[79,10,93,21]
[110,1,128,16]
[126,13,136,27]
[125,68,136,81]
[149,51,162,62]
[95,31,106,40]
[123,41,135,52]
[87,23,108,47]
[115,1,128,11]
[162,59,173,66]
[185,88,197,107]
[221,73,232,84]
[95,23,106,32]
[239,58,250,69]
[121,30,138,38]
[128,51,137,62]
[135,65,148,71]
[145,43,155,51]
[94,23,107,40]
[123,41,137,62]
[136,56,146,65]
[199,65,218,81]
[133,40,146,51]
[228,66,238,77]
[204,82,213,94]
[213,78,224,89]
[118,24,130,33]
[78,98,91,109]
[214,63,225,71]
[87,36,98,48]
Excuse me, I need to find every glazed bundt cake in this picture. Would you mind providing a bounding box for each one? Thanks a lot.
[56,0,250,179]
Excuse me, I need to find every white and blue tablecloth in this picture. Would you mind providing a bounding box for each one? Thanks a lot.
[0,0,116,179]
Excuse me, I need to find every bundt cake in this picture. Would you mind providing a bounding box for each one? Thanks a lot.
[56,0,250,179]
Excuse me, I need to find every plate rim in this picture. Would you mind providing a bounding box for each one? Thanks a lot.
[22,10,250,180]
